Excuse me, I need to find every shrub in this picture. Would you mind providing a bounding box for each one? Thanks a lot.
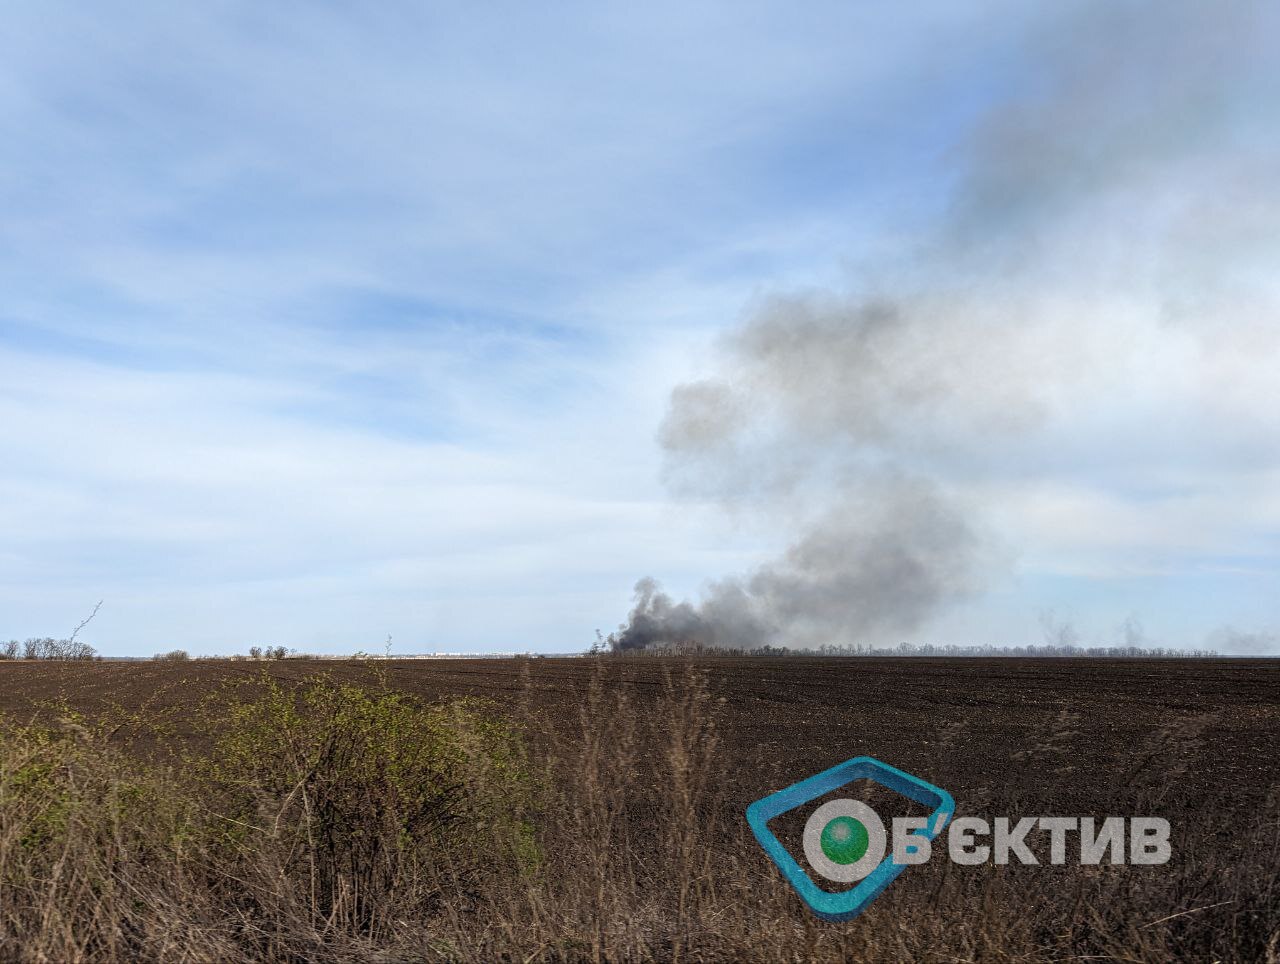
[192,673,534,938]
[0,673,534,961]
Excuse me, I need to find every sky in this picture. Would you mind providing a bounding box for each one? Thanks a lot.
[1,1,1277,656]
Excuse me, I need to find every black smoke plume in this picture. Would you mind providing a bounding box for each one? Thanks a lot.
[611,0,1276,652]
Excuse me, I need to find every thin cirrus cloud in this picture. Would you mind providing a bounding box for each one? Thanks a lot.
[0,1,1277,654]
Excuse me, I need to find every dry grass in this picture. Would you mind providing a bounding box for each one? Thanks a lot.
[0,663,1276,962]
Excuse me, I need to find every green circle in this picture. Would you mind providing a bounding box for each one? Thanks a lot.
[820,815,869,865]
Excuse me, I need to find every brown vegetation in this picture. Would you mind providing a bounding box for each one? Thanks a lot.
[0,657,1275,961]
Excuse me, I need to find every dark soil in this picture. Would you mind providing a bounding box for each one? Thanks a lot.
[1,656,1275,818]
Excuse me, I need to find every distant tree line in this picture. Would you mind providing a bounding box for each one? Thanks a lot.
[147,646,300,661]
[0,638,97,660]
[3,602,103,660]
[598,640,1218,658]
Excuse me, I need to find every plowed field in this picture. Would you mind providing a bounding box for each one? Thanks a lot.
[1,656,1274,816]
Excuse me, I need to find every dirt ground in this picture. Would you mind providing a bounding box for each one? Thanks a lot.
[1,655,1275,820]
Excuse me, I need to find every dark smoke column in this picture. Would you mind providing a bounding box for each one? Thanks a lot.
[611,298,997,653]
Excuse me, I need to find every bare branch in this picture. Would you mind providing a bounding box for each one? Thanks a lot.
[68,600,103,645]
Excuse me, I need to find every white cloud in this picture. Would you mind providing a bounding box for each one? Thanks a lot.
[0,1,1277,653]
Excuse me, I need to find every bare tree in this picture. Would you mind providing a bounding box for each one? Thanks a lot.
[23,638,49,659]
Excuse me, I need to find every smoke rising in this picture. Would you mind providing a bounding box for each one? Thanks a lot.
[615,477,983,651]
[614,294,1008,651]
[612,0,1280,652]
[1206,627,1280,657]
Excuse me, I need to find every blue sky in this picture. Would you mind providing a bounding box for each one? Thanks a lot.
[2,1,1277,655]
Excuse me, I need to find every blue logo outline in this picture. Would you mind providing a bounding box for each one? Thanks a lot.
[745,756,954,921]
